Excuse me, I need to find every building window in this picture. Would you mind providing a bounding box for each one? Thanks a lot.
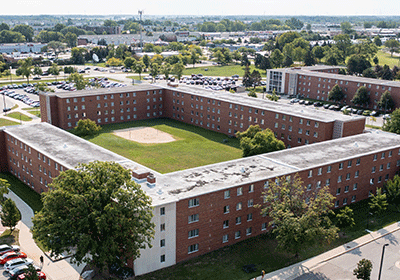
[160,255,165,263]
[318,168,322,175]
[308,170,312,178]
[223,220,229,228]
[351,195,356,202]
[387,163,391,169]
[373,154,377,161]
[237,187,243,196]
[249,184,254,193]
[247,199,253,207]
[335,200,340,208]
[188,229,199,238]
[246,227,252,236]
[189,198,199,208]
[343,198,348,205]
[339,163,343,170]
[236,216,242,224]
[160,207,165,215]
[247,213,253,221]
[235,231,241,239]
[224,190,230,199]
[222,234,228,243]
[326,179,330,186]
[338,175,342,183]
[327,165,332,173]
[236,202,242,211]
[372,166,376,173]
[160,223,165,232]
[188,244,199,254]
[224,205,230,214]
[188,214,199,223]
[356,158,361,165]
[160,239,165,247]
[346,173,350,180]
[307,184,312,191]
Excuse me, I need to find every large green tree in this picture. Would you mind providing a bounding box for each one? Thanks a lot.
[262,175,338,258]
[0,178,10,200]
[74,119,101,136]
[12,24,34,42]
[347,54,371,75]
[1,198,21,232]
[236,125,285,157]
[385,175,400,209]
[369,188,388,215]
[32,161,155,269]
[384,39,400,57]
[383,108,400,134]
[67,73,88,90]
[351,86,370,107]
[172,62,185,80]
[16,57,33,84]
[328,84,345,104]
[378,90,395,111]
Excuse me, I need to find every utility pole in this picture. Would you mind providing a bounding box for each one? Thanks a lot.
[378,243,389,280]
[138,10,143,52]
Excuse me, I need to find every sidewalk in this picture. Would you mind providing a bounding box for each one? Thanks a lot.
[5,190,85,280]
[251,221,400,280]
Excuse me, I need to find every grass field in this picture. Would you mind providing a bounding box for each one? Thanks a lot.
[87,118,242,174]
[22,108,41,117]
[182,64,266,77]
[0,118,19,126]
[374,49,400,68]
[6,112,32,122]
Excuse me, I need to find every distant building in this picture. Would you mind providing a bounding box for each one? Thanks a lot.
[83,25,121,35]
[0,43,46,54]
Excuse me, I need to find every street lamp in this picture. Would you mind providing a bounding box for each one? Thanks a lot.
[9,66,12,86]
[378,243,389,280]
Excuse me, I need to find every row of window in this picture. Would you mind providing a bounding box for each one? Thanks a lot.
[224,185,254,199]
[223,213,253,228]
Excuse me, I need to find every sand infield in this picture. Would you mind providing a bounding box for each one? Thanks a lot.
[113,127,176,144]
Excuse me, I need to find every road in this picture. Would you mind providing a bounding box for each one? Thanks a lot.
[294,229,400,280]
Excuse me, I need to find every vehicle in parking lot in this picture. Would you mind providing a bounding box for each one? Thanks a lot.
[0,252,27,265]
[5,258,33,272]
[313,102,323,107]
[299,100,305,104]
[18,271,46,280]
[383,114,391,120]
[3,108,11,113]
[371,111,379,116]
[323,104,331,109]
[290,98,299,103]
[9,264,40,279]
[0,244,20,256]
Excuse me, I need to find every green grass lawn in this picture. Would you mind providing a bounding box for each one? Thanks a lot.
[375,49,400,68]
[22,108,41,117]
[85,62,106,67]
[0,173,43,213]
[6,112,32,122]
[86,118,242,174]
[136,199,400,280]
[182,64,266,77]
[0,118,20,126]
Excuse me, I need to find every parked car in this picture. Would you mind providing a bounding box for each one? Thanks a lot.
[383,114,391,120]
[18,271,46,280]
[0,251,27,265]
[9,264,40,279]
[0,244,20,256]
[313,102,323,107]
[5,258,33,272]
[323,104,331,109]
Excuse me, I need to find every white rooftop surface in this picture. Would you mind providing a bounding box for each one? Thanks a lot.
[161,84,365,123]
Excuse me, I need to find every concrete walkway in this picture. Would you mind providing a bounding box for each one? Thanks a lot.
[250,221,400,280]
[5,190,85,280]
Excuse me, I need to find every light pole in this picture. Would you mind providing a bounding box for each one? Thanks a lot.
[9,66,12,86]
[378,243,389,280]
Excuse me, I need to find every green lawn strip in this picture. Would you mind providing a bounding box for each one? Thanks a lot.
[87,118,241,174]
[0,173,43,213]
[182,64,266,77]
[0,229,19,246]
[375,50,400,68]
[11,104,18,110]
[136,199,400,280]
[6,112,32,122]
[0,118,20,126]
[85,62,106,67]
[0,77,67,85]
[365,124,381,129]
[21,108,41,117]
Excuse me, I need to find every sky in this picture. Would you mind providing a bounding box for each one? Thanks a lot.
[2,0,400,16]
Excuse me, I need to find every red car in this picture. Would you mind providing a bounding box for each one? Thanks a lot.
[0,251,27,265]
[18,271,46,280]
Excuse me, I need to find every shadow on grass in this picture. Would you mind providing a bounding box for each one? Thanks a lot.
[0,229,19,246]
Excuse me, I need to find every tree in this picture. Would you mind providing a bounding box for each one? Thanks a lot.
[134,60,146,80]
[71,47,87,65]
[22,265,40,280]
[1,198,21,232]
[63,66,76,75]
[383,108,400,134]
[336,206,355,230]
[353,259,373,280]
[172,62,185,80]
[46,41,66,60]
[63,32,77,48]
[362,68,377,78]
[384,39,400,57]
[67,73,89,90]
[303,49,315,66]
[378,90,395,112]
[32,161,155,270]
[0,178,9,200]
[33,66,43,78]
[12,24,34,42]
[0,23,9,32]
[328,84,344,104]
[34,83,54,93]
[48,63,60,82]
[340,22,354,34]
[385,175,400,209]
[190,50,199,68]
[0,30,25,43]
[150,63,160,83]
[250,70,261,89]
[16,57,33,84]
[242,65,253,88]
[161,63,172,79]
[74,119,101,136]
[373,36,382,47]
[351,86,370,107]
[346,54,371,75]
[380,64,393,80]
[270,49,283,68]
[369,188,388,215]
[262,174,338,258]
[106,57,123,67]
[236,125,285,157]
[142,54,150,69]
[123,57,136,70]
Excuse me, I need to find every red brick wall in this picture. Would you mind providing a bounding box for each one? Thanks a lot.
[342,118,366,138]
[0,130,8,172]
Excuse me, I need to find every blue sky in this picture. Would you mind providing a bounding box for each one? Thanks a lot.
[3,0,400,16]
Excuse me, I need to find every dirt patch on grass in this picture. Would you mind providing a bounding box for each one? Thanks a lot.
[113,127,176,144]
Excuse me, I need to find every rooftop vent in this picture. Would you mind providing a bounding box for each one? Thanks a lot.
[63,144,67,149]
[354,142,358,147]
[240,167,246,173]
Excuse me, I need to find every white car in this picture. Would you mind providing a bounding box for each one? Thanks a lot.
[4,258,33,272]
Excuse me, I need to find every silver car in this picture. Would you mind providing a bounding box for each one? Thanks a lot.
[4,258,33,272]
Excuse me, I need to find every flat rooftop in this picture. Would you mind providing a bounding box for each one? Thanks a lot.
[3,124,400,206]
[161,84,364,123]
